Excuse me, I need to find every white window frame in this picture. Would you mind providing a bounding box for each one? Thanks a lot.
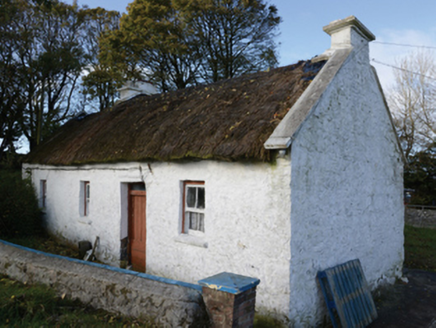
[182,181,205,235]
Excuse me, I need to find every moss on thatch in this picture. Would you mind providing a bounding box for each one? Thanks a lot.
[25,60,326,165]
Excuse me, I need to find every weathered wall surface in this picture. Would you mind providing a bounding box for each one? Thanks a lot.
[0,240,206,327]
[288,34,404,326]
[23,157,292,317]
[406,207,436,228]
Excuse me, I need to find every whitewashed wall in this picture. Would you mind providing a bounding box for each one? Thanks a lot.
[23,157,292,317]
[287,41,404,325]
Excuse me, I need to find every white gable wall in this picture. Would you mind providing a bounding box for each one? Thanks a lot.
[23,157,293,317]
[287,43,404,325]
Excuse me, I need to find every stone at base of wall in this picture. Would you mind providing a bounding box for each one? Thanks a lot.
[0,240,209,328]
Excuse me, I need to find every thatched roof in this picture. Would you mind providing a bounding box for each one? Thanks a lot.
[25,60,326,165]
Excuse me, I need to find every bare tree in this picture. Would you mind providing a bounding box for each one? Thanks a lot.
[388,50,436,159]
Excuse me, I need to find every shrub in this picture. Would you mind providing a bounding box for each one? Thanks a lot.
[0,169,42,237]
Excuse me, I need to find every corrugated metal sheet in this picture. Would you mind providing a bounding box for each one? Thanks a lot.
[317,259,378,328]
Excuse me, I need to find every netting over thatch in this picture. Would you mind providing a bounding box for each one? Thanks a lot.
[25,60,326,165]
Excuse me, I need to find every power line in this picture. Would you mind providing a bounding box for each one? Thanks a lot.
[371,58,436,81]
[373,41,436,50]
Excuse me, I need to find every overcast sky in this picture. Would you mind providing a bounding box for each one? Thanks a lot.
[69,0,436,90]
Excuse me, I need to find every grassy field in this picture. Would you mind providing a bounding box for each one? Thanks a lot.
[1,224,436,326]
[404,225,436,271]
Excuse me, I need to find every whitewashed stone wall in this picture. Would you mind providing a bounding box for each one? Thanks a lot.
[23,157,292,318]
[287,41,404,325]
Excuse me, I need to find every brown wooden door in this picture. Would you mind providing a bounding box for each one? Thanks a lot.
[128,184,146,272]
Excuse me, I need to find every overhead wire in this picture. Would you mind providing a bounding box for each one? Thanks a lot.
[371,41,436,81]
[373,41,436,50]
[370,59,436,81]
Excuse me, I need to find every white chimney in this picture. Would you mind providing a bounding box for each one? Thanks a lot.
[117,81,158,103]
[323,15,375,50]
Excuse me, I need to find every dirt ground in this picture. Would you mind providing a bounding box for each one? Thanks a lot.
[369,269,436,328]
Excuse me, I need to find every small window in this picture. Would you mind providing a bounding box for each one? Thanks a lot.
[80,181,90,216]
[40,180,47,208]
[183,181,205,233]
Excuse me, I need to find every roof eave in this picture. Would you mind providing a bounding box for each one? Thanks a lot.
[264,47,352,150]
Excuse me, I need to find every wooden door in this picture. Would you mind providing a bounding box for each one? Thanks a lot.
[128,183,146,272]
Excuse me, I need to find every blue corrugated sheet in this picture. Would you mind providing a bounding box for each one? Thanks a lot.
[317,259,378,328]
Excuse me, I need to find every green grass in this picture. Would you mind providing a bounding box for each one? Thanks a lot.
[254,314,286,328]
[0,274,157,327]
[404,225,436,271]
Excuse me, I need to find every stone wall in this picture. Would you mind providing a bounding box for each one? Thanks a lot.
[405,206,436,229]
[0,240,208,328]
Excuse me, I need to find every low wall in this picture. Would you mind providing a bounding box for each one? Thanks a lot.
[405,206,436,229]
[0,240,208,327]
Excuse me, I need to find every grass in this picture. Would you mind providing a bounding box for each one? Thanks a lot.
[0,274,157,327]
[404,225,436,271]
[254,314,286,328]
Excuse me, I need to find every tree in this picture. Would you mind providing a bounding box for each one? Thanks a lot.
[103,0,281,91]
[181,0,281,83]
[389,50,436,159]
[0,0,90,152]
[81,7,123,111]
[102,0,201,91]
[0,0,26,159]
[404,144,436,205]
[0,1,131,155]
[20,0,89,150]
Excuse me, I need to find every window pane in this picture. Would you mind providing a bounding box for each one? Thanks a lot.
[186,187,196,208]
[131,183,145,191]
[197,187,205,209]
[199,213,205,232]
[189,212,198,230]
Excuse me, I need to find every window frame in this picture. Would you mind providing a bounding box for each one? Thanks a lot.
[182,181,205,234]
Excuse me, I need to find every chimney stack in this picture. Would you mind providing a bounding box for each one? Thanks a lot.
[323,15,375,50]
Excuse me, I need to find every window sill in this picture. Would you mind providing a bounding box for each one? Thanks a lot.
[174,234,208,248]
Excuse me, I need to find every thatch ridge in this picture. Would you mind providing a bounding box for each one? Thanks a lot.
[25,60,326,165]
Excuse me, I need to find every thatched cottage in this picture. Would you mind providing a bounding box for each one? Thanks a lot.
[23,16,404,326]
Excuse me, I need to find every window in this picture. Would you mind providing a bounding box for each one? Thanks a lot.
[40,180,47,208]
[80,181,90,216]
[183,181,205,233]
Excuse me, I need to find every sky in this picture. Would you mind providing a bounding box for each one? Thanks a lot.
[68,0,436,91]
